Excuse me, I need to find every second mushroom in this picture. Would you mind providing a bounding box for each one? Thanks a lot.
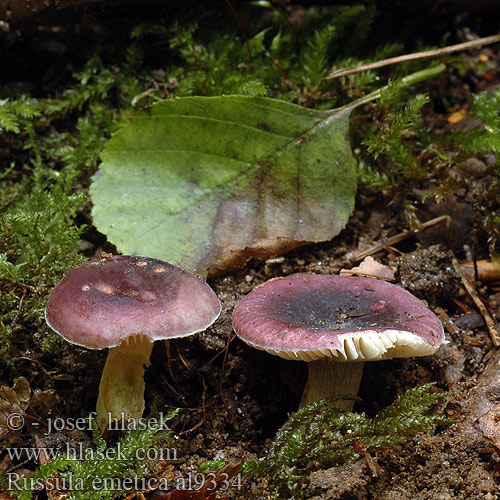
[232,274,444,410]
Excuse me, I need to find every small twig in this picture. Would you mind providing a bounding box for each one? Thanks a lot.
[264,53,296,85]
[164,340,176,383]
[204,335,236,367]
[10,289,26,328]
[189,46,210,96]
[224,0,251,59]
[348,215,451,263]
[462,260,500,283]
[13,282,37,292]
[5,457,32,473]
[14,356,53,380]
[162,376,185,403]
[161,343,185,401]
[435,306,460,336]
[179,378,207,436]
[265,256,285,265]
[452,257,500,347]
[267,2,291,26]
[323,33,500,81]
[176,345,191,370]
[218,333,233,397]
[386,246,405,256]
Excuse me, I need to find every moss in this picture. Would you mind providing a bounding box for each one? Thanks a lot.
[202,384,450,499]
[459,88,500,155]
[364,92,430,181]
[0,164,87,358]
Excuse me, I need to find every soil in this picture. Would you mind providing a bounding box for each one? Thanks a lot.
[1,3,500,500]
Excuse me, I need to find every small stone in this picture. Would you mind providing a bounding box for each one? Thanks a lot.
[484,154,497,168]
[458,157,488,177]
[76,239,95,256]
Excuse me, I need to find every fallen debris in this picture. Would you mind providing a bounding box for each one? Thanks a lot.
[347,215,451,263]
[461,260,500,283]
[340,256,395,280]
[323,33,500,81]
[462,348,500,452]
[452,257,500,347]
[0,377,56,437]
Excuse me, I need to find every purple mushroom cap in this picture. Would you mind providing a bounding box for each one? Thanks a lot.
[46,255,221,349]
[232,274,444,362]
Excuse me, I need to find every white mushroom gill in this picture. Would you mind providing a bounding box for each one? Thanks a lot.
[253,329,440,412]
[259,329,437,362]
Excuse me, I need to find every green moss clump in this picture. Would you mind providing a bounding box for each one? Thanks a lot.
[363,91,430,182]
[460,88,500,155]
[0,164,87,357]
[202,384,449,499]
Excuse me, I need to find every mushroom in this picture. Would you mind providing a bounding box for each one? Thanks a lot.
[46,255,221,431]
[232,274,444,410]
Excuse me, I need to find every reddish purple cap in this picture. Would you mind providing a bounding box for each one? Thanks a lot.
[232,274,444,362]
[46,255,221,349]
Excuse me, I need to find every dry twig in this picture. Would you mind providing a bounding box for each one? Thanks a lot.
[348,215,451,263]
[462,260,500,283]
[435,306,461,336]
[323,33,500,81]
[452,257,500,347]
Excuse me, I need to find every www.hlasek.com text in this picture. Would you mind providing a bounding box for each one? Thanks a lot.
[7,443,177,462]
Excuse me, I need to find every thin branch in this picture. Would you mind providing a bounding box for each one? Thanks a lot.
[189,46,210,96]
[224,0,251,59]
[435,306,461,336]
[10,289,26,328]
[347,215,451,263]
[452,257,500,347]
[323,33,500,81]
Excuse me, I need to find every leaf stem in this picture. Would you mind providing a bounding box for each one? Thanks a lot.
[338,63,446,112]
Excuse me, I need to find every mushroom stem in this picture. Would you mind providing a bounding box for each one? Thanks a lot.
[300,359,364,411]
[96,334,153,432]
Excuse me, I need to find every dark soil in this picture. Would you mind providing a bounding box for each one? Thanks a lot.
[140,209,500,499]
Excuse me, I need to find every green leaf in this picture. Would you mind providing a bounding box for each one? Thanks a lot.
[91,96,356,276]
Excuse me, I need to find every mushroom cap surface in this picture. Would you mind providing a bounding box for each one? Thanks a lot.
[232,274,444,362]
[46,255,221,349]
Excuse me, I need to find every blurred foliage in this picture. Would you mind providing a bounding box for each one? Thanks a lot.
[0,163,86,357]
[461,88,500,154]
